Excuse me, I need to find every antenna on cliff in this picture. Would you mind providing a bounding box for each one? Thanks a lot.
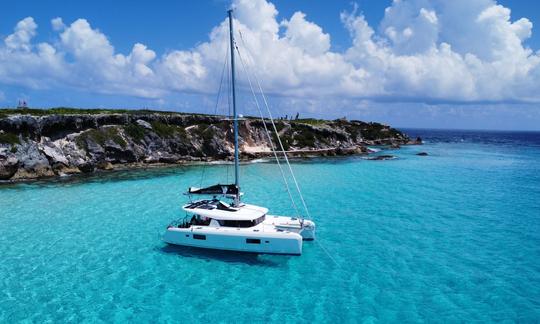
[17,99,28,109]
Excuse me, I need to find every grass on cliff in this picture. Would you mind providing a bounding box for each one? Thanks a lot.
[293,131,316,148]
[123,124,147,143]
[360,123,402,140]
[192,123,217,140]
[150,122,187,139]
[0,108,132,117]
[0,107,213,118]
[271,132,291,151]
[76,127,127,149]
[0,132,20,146]
[293,118,326,126]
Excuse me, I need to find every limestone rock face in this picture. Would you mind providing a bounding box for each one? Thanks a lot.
[136,119,152,130]
[0,111,411,181]
[39,140,69,166]
[0,153,19,180]
[12,141,53,179]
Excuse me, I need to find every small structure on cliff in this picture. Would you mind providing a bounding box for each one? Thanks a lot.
[16,100,28,109]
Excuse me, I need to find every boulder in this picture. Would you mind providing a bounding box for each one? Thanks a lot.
[158,154,181,163]
[103,140,137,163]
[15,142,53,178]
[407,137,423,145]
[0,155,19,179]
[368,155,395,161]
[78,163,96,173]
[97,161,114,170]
[136,119,153,130]
[336,147,362,155]
[85,138,105,156]
[55,165,82,175]
[40,143,69,165]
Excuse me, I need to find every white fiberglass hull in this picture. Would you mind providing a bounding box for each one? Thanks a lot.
[163,226,303,255]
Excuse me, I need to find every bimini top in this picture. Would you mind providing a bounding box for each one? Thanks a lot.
[183,199,268,221]
[187,184,239,196]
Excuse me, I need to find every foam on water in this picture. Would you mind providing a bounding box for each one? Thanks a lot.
[1,130,539,322]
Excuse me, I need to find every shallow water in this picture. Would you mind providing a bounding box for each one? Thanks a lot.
[1,129,539,322]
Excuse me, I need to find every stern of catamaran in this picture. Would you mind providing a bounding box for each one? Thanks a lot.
[300,219,316,240]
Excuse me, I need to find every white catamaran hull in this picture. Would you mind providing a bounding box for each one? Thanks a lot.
[163,227,303,255]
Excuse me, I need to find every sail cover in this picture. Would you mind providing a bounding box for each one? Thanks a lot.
[188,184,239,196]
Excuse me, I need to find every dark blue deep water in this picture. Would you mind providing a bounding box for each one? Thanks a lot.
[1,129,539,322]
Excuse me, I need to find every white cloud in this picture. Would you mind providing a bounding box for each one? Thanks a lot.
[282,12,331,56]
[234,0,279,34]
[4,17,37,52]
[0,0,539,106]
[51,17,65,31]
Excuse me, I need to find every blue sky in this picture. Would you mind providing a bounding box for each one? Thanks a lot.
[1,0,540,130]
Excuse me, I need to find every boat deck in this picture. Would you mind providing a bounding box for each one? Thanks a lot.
[179,215,302,235]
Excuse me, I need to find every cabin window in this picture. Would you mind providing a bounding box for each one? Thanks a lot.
[190,215,211,226]
[218,220,253,228]
[193,234,206,240]
[246,238,260,244]
[253,215,266,225]
[217,215,266,228]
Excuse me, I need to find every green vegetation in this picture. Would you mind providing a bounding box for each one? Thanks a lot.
[345,125,360,140]
[123,124,147,143]
[1,108,130,117]
[360,122,400,140]
[201,127,216,142]
[192,124,217,152]
[293,130,316,147]
[273,121,287,132]
[0,107,212,118]
[272,132,291,151]
[0,132,20,145]
[294,118,326,126]
[191,123,211,139]
[76,127,127,149]
[150,121,187,139]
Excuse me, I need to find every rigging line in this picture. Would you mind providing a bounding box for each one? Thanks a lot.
[315,239,342,269]
[226,39,232,184]
[214,44,229,116]
[235,44,302,219]
[200,40,230,188]
[237,30,312,222]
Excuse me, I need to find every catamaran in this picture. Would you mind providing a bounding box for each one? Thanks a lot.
[163,9,315,255]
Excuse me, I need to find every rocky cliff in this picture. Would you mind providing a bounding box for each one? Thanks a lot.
[0,108,414,181]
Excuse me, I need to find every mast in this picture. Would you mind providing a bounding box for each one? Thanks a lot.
[228,9,240,204]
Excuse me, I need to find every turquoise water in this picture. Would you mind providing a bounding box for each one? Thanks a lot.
[1,130,539,322]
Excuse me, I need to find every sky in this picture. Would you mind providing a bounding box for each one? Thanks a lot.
[1,0,540,130]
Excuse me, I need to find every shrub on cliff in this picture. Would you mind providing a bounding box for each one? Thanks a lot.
[76,127,127,149]
[124,124,146,143]
[150,121,186,139]
[0,132,20,146]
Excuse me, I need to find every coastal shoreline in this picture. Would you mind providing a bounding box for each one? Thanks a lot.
[0,144,420,185]
[0,108,420,182]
